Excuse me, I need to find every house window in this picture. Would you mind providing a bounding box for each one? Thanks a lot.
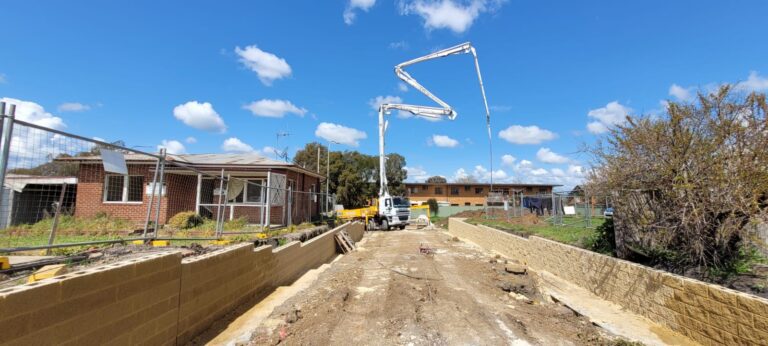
[104,175,144,203]
[464,185,471,191]
[450,187,459,195]
[475,187,483,194]
[233,179,265,204]
[464,202,471,206]
[435,187,443,194]
[539,187,547,193]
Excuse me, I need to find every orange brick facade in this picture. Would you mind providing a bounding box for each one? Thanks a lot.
[405,183,557,206]
[74,163,322,226]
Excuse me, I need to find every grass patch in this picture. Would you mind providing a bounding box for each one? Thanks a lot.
[467,216,605,248]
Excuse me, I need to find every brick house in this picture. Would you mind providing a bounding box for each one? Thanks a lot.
[405,182,561,206]
[59,153,325,226]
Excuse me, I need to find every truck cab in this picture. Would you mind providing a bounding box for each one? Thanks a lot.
[372,193,411,230]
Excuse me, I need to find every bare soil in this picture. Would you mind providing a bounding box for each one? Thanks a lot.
[247,228,631,345]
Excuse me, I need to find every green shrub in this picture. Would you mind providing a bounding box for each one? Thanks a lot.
[426,198,439,216]
[586,218,616,255]
[167,211,204,229]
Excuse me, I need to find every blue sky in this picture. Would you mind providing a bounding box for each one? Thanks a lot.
[2,0,767,189]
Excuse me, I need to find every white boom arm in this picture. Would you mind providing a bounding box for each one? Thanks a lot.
[378,42,492,196]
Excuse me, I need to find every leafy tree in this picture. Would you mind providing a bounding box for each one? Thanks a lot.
[293,143,407,208]
[426,198,439,216]
[588,86,768,275]
[426,176,447,183]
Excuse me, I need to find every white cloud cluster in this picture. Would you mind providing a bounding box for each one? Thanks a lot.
[472,165,507,181]
[430,134,459,148]
[0,97,66,129]
[0,73,6,84]
[398,82,409,92]
[369,95,402,110]
[315,122,367,147]
[243,99,307,118]
[173,101,227,133]
[158,139,187,154]
[235,45,292,86]
[185,136,197,144]
[669,84,694,102]
[221,137,255,153]
[498,125,556,144]
[586,101,631,134]
[405,166,430,182]
[536,147,569,164]
[389,41,408,50]
[735,71,768,93]
[501,154,516,167]
[399,0,506,33]
[57,102,90,113]
[344,0,376,25]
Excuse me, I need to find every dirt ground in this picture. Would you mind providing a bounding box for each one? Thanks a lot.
[247,228,632,346]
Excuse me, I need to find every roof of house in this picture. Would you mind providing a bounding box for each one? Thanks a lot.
[404,182,562,187]
[57,153,325,179]
[3,174,77,192]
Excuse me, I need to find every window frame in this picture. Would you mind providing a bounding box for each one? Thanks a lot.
[235,179,266,205]
[450,187,460,195]
[103,174,144,204]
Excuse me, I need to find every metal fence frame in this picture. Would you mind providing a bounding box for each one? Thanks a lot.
[0,101,335,253]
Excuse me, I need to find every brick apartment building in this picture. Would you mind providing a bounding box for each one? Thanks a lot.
[405,182,560,206]
[59,153,324,226]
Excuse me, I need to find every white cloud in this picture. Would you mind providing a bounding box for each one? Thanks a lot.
[234,45,292,86]
[315,122,367,147]
[0,97,65,129]
[221,137,255,153]
[344,0,376,25]
[669,84,693,102]
[430,134,459,148]
[530,168,548,176]
[369,95,402,111]
[185,136,197,144]
[472,165,507,181]
[536,147,569,164]
[736,71,768,93]
[57,102,90,112]
[158,140,187,154]
[399,0,506,33]
[551,168,565,176]
[389,41,408,50]
[453,168,469,181]
[498,125,557,144]
[405,166,430,182]
[501,154,516,167]
[586,101,631,134]
[243,99,307,118]
[173,101,226,133]
[398,82,409,92]
[0,73,7,84]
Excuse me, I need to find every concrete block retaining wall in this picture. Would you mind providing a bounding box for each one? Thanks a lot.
[0,221,364,345]
[448,218,768,346]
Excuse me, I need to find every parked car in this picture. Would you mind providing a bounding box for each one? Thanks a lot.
[603,207,614,217]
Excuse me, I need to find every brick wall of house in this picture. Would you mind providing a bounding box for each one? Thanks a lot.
[74,164,167,226]
[74,163,323,227]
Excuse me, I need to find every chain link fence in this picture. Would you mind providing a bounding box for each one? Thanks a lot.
[483,190,612,228]
[0,101,334,253]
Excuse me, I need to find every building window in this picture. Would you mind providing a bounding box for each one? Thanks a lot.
[526,187,533,192]
[539,187,547,193]
[464,185,471,191]
[475,203,483,206]
[435,187,443,194]
[233,179,265,204]
[104,175,144,203]
[475,187,483,194]
[464,202,471,206]
[451,203,459,206]
[450,187,459,195]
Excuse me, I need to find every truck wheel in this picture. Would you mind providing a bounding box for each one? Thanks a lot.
[399,225,406,230]
[382,219,389,231]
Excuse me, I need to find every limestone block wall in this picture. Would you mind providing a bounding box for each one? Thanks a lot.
[449,218,768,346]
[1,221,365,345]
[0,252,182,345]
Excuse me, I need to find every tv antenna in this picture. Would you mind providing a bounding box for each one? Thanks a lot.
[274,131,291,162]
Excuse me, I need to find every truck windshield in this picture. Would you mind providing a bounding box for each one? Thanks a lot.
[392,197,410,207]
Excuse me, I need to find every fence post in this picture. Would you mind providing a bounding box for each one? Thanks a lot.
[45,183,68,255]
[152,148,166,238]
[218,174,231,238]
[214,169,225,235]
[0,103,16,213]
[143,154,162,237]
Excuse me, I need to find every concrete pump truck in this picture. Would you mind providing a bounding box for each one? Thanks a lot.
[361,42,492,230]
